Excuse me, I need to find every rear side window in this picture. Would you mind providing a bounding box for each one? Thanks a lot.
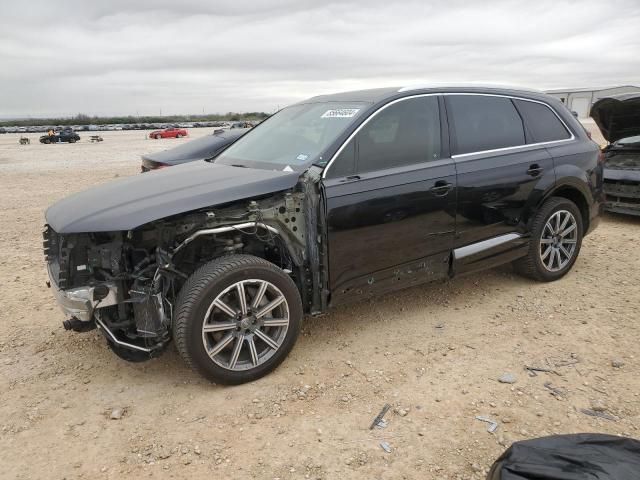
[514,99,571,143]
[447,95,525,155]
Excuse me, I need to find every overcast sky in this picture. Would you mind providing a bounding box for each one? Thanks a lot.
[1,0,639,118]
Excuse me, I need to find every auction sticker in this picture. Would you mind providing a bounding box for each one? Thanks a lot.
[321,108,360,118]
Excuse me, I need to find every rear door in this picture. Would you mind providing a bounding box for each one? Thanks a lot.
[322,95,456,304]
[445,94,555,265]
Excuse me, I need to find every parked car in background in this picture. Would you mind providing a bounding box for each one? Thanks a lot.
[141,128,248,171]
[149,127,188,139]
[230,121,253,129]
[43,85,602,384]
[591,93,640,216]
[0,127,6,134]
[40,129,81,144]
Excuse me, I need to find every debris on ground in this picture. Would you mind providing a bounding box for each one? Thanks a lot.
[476,416,499,433]
[109,408,125,420]
[369,403,391,430]
[498,373,517,384]
[580,409,617,421]
[379,441,392,453]
[611,359,625,368]
[543,382,567,398]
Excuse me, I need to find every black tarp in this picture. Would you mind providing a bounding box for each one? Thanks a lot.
[487,434,640,480]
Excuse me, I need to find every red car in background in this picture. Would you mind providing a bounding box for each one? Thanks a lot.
[149,127,188,139]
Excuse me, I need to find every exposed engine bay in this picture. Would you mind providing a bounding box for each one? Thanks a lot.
[43,175,323,361]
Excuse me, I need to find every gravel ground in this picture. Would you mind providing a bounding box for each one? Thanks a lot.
[0,129,638,480]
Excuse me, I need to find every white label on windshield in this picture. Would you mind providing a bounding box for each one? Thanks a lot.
[321,108,360,118]
[296,153,309,162]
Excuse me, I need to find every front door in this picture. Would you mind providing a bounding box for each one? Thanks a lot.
[322,95,456,305]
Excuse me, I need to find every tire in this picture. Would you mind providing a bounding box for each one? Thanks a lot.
[43,138,50,144]
[68,139,76,143]
[175,134,182,138]
[173,254,302,384]
[514,197,583,282]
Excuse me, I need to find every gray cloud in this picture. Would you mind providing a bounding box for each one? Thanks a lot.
[1,0,639,117]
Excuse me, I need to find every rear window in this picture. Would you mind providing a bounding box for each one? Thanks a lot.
[447,95,525,155]
[514,99,571,143]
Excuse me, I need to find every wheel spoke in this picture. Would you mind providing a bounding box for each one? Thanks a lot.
[207,332,234,358]
[228,336,244,369]
[546,248,556,270]
[255,295,285,319]
[203,322,237,333]
[554,213,561,232]
[262,318,289,327]
[214,298,237,318]
[251,281,268,309]
[559,244,572,261]
[562,239,577,244]
[559,212,571,231]
[560,223,576,237]
[540,238,553,244]
[541,245,552,261]
[247,335,259,366]
[236,282,248,315]
[254,329,279,350]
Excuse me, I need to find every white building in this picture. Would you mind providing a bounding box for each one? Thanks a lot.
[545,85,640,119]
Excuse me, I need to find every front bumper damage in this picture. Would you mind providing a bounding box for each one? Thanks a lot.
[47,264,119,321]
[603,168,640,216]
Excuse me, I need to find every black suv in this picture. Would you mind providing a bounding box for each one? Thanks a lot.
[44,86,603,384]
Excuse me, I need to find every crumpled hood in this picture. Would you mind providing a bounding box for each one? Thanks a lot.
[46,161,301,233]
[590,93,640,143]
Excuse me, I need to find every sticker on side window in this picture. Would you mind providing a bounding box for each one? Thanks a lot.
[321,108,360,118]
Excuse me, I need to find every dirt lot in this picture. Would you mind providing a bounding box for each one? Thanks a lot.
[0,129,638,480]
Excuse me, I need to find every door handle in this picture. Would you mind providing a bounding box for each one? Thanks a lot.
[340,175,361,183]
[527,164,544,176]
[430,181,452,196]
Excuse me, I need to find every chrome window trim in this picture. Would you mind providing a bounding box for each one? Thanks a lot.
[322,92,575,178]
[443,93,575,159]
[321,93,440,179]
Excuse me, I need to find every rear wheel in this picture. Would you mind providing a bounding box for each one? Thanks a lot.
[514,197,583,281]
[176,133,182,138]
[174,255,302,384]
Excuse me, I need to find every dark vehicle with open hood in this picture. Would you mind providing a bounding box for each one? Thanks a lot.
[591,93,640,216]
[140,128,248,171]
[40,128,81,144]
[44,85,603,384]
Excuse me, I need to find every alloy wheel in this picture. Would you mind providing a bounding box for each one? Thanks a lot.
[201,279,290,371]
[539,209,578,272]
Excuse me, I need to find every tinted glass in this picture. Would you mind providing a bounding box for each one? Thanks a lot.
[514,99,571,143]
[325,139,355,178]
[356,96,440,173]
[216,102,366,171]
[447,95,525,155]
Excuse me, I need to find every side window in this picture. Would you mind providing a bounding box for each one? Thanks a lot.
[356,96,441,173]
[514,99,571,143]
[325,138,355,178]
[447,95,525,155]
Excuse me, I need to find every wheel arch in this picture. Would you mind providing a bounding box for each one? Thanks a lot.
[543,183,591,233]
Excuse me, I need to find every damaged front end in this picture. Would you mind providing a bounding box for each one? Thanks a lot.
[43,179,321,361]
[591,94,640,216]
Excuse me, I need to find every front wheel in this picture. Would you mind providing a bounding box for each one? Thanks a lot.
[514,197,583,282]
[175,133,182,138]
[173,255,302,384]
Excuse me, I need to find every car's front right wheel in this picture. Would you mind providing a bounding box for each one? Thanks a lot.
[173,255,302,384]
[514,197,583,282]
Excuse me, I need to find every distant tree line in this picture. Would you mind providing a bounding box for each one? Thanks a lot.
[0,112,271,127]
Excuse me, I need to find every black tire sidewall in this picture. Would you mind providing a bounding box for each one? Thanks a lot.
[177,260,302,384]
[530,199,583,281]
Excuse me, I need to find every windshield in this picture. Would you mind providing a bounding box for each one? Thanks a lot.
[614,135,640,147]
[214,102,367,171]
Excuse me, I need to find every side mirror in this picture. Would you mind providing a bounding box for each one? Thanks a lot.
[571,110,579,118]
